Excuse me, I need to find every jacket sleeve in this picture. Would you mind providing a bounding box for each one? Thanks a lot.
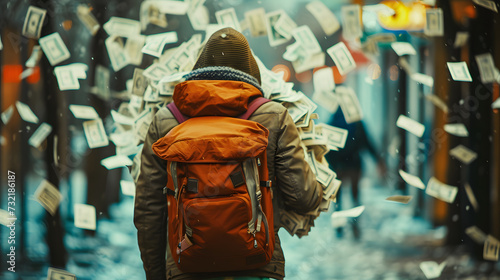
[133,115,168,280]
[274,110,323,214]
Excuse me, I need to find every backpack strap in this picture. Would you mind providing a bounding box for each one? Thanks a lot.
[167,102,189,124]
[238,97,270,120]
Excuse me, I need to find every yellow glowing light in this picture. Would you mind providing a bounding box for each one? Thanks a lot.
[378,1,427,31]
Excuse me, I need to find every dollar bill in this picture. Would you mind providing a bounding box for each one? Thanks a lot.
[336,86,363,123]
[317,123,348,149]
[292,25,321,56]
[39,32,71,66]
[134,108,154,142]
[29,122,52,148]
[101,155,133,170]
[386,195,413,204]
[143,63,170,81]
[475,53,496,83]
[34,179,63,216]
[245,8,267,37]
[0,36,3,50]
[216,7,241,32]
[391,42,416,56]
[77,5,100,36]
[47,267,76,280]
[426,177,458,203]
[368,33,397,43]
[69,105,99,119]
[142,31,178,57]
[120,180,136,196]
[74,203,96,230]
[306,1,340,36]
[105,36,128,72]
[280,210,303,236]
[132,68,149,96]
[473,0,498,13]
[274,12,297,40]
[16,101,39,123]
[1,105,14,125]
[424,8,444,36]
[465,226,487,244]
[492,97,500,109]
[483,235,500,261]
[187,1,209,31]
[103,17,141,37]
[327,42,356,76]
[312,90,339,114]
[444,123,469,137]
[450,144,477,164]
[397,115,425,137]
[464,183,479,211]
[425,94,449,113]
[419,261,447,279]
[341,5,363,39]
[125,36,146,66]
[265,10,289,47]
[446,61,472,82]
[147,5,168,28]
[454,32,469,48]
[110,130,135,147]
[83,118,109,149]
[111,110,135,126]
[25,46,42,68]
[411,73,434,88]
[292,51,325,74]
[398,169,426,190]
[95,65,111,100]
[331,205,365,219]
[54,63,88,91]
[22,6,47,39]
[145,0,189,15]
[324,178,341,201]
[316,163,336,189]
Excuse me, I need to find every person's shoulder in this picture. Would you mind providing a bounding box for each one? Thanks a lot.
[253,100,287,116]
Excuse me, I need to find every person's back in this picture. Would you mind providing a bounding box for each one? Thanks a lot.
[134,28,322,280]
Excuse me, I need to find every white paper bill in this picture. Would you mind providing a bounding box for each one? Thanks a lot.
[187,1,209,31]
[26,45,42,68]
[244,8,267,37]
[341,5,363,39]
[142,32,178,57]
[1,105,14,125]
[465,226,487,244]
[111,110,134,126]
[120,180,136,196]
[426,177,458,203]
[447,61,472,82]
[475,53,497,83]
[265,10,289,47]
[105,36,128,72]
[145,0,189,15]
[327,42,356,76]
[397,115,425,137]
[492,97,500,109]
[74,203,96,230]
[464,183,479,211]
[29,122,52,148]
[16,101,39,123]
[391,42,416,56]
[454,32,469,48]
[316,163,336,188]
[450,145,477,164]
[101,155,133,170]
[399,169,426,190]
[336,86,363,123]
[54,63,88,91]
[83,118,109,149]
[331,205,365,219]
[425,94,449,113]
[103,17,140,37]
[386,195,413,204]
[34,179,63,216]
[22,6,47,39]
[69,105,99,119]
[306,1,340,36]
[444,123,469,137]
[419,261,447,279]
[274,12,297,40]
[292,51,325,74]
[125,36,146,66]
[318,123,348,149]
[411,73,434,88]
[313,67,335,93]
[424,8,444,36]
[215,7,241,32]
[47,267,76,280]
[292,25,321,55]
[39,32,71,66]
[77,5,100,36]
[473,0,498,13]
[483,235,500,261]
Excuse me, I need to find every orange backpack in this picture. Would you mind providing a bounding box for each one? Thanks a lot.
[152,97,275,273]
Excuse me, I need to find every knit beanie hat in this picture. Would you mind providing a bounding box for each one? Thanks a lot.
[193,27,261,85]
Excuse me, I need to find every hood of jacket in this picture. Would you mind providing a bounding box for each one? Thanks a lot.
[173,66,264,117]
